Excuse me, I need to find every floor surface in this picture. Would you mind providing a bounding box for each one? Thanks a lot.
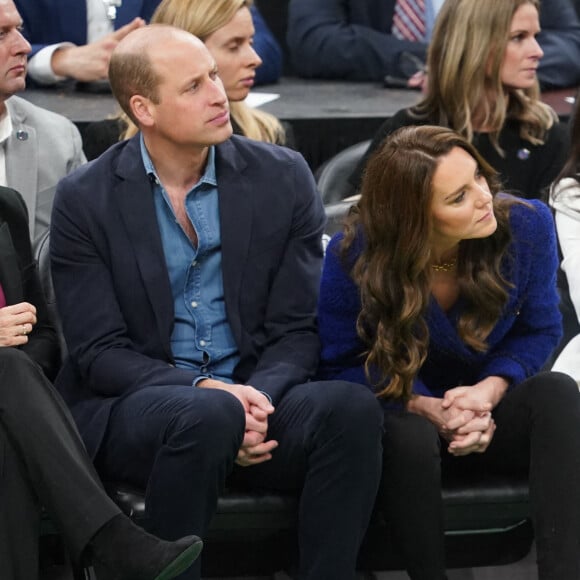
[41,543,538,580]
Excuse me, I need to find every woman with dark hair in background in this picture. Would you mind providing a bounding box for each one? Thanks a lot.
[319,125,580,579]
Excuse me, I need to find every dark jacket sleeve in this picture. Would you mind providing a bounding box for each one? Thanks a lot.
[287,0,426,81]
[244,151,326,403]
[251,5,283,86]
[19,0,159,59]
[537,0,580,88]
[0,187,59,379]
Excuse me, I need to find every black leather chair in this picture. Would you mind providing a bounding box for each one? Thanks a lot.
[315,140,369,205]
[323,197,359,239]
[34,229,534,576]
[34,228,67,363]
[105,477,532,575]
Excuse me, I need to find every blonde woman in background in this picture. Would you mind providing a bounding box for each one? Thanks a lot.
[350,0,569,202]
[121,0,286,145]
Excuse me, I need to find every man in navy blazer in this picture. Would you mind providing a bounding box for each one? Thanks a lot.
[16,0,281,85]
[50,24,383,580]
[287,0,580,88]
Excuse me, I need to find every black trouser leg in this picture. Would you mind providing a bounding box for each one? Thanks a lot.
[380,410,446,580]
[0,424,42,579]
[95,384,246,580]
[230,380,384,580]
[480,372,580,580]
[0,348,120,574]
[381,371,580,580]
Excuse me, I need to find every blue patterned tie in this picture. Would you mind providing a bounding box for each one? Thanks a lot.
[392,0,427,42]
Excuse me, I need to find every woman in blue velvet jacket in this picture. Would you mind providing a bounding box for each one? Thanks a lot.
[318,125,580,580]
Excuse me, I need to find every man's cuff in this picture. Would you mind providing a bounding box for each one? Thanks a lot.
[28,43,75,85]
[193,375,211,387]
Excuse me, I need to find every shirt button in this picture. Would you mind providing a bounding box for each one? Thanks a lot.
[199,340,207,347]
[191,301,198,308]
[200,366,208,373]
[192,260,197,266]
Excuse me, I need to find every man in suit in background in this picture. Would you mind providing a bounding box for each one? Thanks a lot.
[287,0,580,88]
[0,0,85,238]
[16,0,150,85]
[50,24,383,580]
[17,0,282,86]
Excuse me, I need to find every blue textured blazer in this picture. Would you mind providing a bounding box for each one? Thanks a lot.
[317,199,562,399]
[50,134,324,458]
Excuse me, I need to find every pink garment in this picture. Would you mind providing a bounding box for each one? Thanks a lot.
[0,283,5,308]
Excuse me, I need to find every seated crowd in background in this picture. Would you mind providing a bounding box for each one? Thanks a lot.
[287,0,580,89]
[16,0,281,86]
[0,0,85,240]
[350,0,568,202]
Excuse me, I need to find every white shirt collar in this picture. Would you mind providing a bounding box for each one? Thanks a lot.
[0,108,13,187]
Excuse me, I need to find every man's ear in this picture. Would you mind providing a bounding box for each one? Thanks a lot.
[130,95,155,127]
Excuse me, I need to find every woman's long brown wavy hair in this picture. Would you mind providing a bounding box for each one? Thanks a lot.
[342,125,518,400]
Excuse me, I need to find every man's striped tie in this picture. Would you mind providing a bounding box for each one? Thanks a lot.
[392,0,427,42]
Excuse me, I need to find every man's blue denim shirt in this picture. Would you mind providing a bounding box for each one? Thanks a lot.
[140,136,239,383]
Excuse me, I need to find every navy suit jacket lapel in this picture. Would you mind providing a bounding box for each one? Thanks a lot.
[215,139,252,346]
[114,136,174,356]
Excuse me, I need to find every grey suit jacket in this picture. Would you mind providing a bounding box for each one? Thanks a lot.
[5,95,86,239]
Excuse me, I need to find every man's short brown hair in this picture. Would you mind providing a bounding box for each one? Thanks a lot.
[108,41,161,126]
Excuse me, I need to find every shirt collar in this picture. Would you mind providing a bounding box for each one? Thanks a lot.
[139,134,217,189]
[0,109,13,146]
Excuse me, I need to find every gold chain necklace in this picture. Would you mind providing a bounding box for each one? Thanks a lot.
[431,259,457,273]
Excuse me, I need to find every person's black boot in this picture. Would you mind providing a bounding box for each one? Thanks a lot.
[88,514,203,580]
